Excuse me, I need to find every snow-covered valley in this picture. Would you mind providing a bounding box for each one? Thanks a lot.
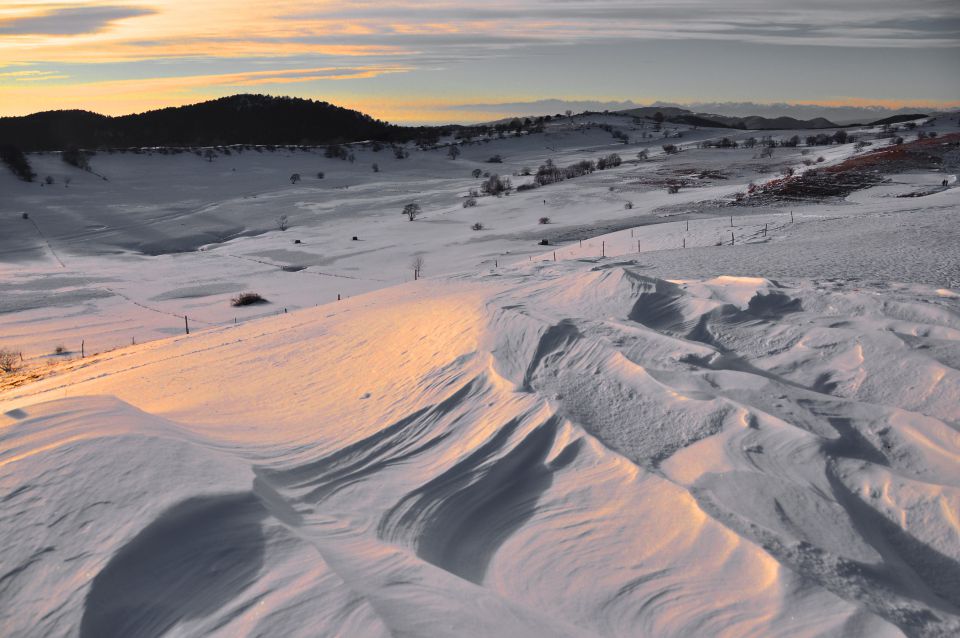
[2,113,959,637]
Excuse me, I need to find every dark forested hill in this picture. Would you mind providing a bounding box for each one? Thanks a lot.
[0,94,439,151]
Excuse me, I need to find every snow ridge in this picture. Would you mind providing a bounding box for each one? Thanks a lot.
[2,263,959,637]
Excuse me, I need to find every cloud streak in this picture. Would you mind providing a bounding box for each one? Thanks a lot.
[0,1,956,118]
[0,5,154,36]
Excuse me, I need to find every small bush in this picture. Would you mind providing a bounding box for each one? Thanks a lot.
[463,197,477,208]
[0,348,20,373]
[516,183,538,192]
[231,292,268,306]
[471,168,482,178]
[487,155,503,163]
[667,184,680,194]
[624,201,633,209]
[54,345,66,355]
[403,203,421,221]
[539,216,550,224]
[662,144,679,155]
[471,222,484,231]
[316,171,325,179]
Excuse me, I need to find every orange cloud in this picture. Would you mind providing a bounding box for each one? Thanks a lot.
[0,65,411,115]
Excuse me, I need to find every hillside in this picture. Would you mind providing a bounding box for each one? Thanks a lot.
[0,95,864,154]
[0,94,424,151]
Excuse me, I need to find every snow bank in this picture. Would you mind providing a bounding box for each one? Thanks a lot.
[4,257,959,636]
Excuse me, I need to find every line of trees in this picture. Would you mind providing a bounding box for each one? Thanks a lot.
[0,145,34,181]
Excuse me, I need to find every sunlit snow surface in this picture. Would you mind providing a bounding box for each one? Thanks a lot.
[3,261,960,636]
[2,114,959,637]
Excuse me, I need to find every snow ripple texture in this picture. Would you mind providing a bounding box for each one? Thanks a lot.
[2,263,959,637]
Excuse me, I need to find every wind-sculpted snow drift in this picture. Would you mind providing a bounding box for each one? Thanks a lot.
[2,261,959,637]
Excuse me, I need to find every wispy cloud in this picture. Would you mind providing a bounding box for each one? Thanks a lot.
[0,1,956,118]
[0,69,68,81]
[0,4,154,36]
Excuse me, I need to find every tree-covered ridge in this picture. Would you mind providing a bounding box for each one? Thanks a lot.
[0,94,443,151]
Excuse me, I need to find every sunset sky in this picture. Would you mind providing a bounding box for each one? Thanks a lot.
[1,0,958,123]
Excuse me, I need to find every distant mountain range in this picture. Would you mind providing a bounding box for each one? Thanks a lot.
[452,98,943,126]
[0,95,443,151]
[618,106,841,130]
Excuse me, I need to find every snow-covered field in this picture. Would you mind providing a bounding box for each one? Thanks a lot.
[2,113,959,636]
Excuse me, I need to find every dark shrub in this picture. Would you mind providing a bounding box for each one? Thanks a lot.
[231,292,268,306]
[62,147,91,170]
[481,174,511,196]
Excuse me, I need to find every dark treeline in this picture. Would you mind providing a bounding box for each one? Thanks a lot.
[0,94,458,151]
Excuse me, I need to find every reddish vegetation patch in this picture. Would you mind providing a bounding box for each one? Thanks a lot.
[738,133,960,204]
[827,133,960,174]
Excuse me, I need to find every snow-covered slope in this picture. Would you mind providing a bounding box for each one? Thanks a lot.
[4,112,954,360]
[3,253,959,636]
[2,111,959,637]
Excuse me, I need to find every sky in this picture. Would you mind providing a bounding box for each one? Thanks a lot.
[1,0,958,123]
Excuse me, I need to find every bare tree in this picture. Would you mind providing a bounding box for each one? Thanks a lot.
[412,255,424,280]
[290,173,301,184]
[403,203,421,221]
[277,215,289,231]
[203,149,216,162]
[447,145,461,160]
